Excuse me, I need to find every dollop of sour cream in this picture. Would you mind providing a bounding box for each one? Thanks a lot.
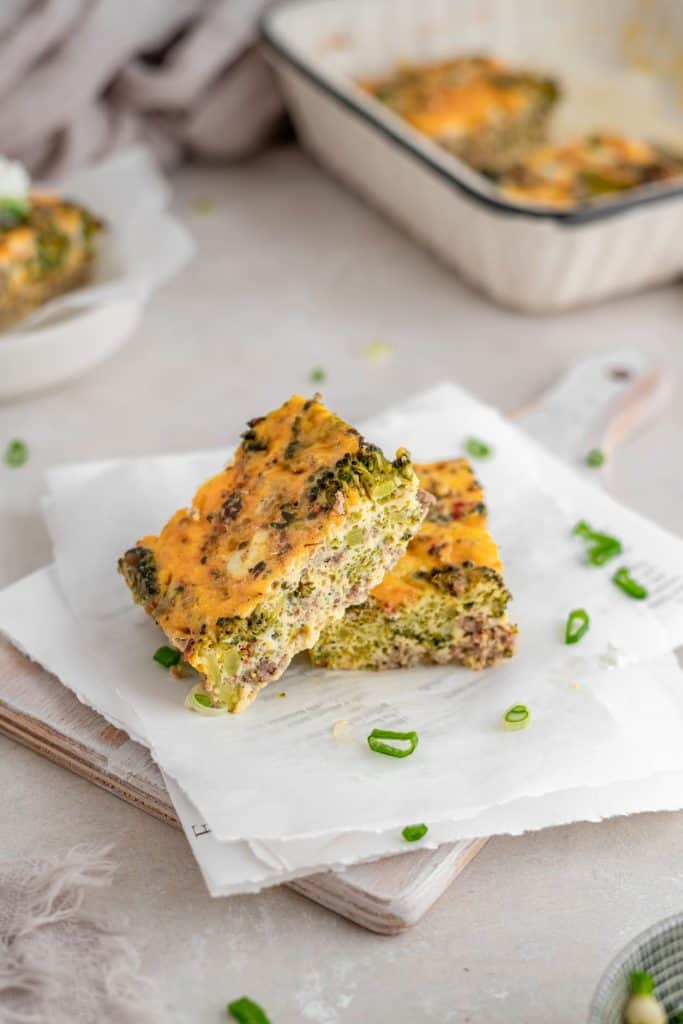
[0,156,29,202]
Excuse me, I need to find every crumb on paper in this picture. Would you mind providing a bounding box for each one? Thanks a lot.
[599,642,628,670]
[361,339,393,364]
[332,718,353,745]
[278,691,287,698]
[571,681,580,689]
[191,196,217,215]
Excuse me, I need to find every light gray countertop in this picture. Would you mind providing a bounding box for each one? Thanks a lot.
[2,147,683,1023]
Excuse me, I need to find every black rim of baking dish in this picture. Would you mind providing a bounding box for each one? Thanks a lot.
[261,3,683,227]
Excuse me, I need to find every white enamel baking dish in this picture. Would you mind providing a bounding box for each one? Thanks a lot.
[262,0,683,313]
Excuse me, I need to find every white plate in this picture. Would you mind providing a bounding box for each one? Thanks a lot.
[0,299,143,399]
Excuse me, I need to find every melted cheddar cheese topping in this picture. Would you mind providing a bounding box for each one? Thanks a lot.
[136,395,374,637]
[371,458,501,611]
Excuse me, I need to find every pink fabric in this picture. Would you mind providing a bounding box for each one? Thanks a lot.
[0,845,164,1024]
[0,0,281,180]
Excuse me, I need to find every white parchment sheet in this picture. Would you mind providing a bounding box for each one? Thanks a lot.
[2,567,683,895]
[3,384,683,846]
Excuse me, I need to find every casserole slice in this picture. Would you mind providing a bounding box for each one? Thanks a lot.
[119,394,429,712]
[494,133,683,208]
[0,194,103,329]
[364,55,559,172]
[310,458,516,671]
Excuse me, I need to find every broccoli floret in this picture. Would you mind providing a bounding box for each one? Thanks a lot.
[118,546,159,604]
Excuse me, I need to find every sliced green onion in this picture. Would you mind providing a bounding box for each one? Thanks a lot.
[153,646,180,668]
[361,339,393,363]
[227,996,271,1024]
[585,448,606,468]
[629,971,655,996]
[310,366,326,383]
[502,704,530,731]
[564,608,590,645]
[402,823,428,842]
[464,436,493,460]
[589,538,622,566]
[573,521,622,566]
[192,196,217,215]
[4,439,28,467]
[185,684,227,717]
[153,645,180,668]
[613,567,648,600]
[367,728,419,758]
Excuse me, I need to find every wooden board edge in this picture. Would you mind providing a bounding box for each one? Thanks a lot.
[288,837,489,935]
[0,708,181,830]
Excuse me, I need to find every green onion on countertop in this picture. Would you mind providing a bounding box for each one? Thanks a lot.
[585,448,606,468]
[564,608,590,645]
[361,339,393,363]
[612,567,648,600]
[573,520,622,566]
[402,823,429,842]
[4,438,28,467]
[367,728,419,758]
[153,645,180,669]
[310,366,326,384]
[191,196,217,215]
[502,704,530,731]
[464,437,493,460]
[227,996,272,1024]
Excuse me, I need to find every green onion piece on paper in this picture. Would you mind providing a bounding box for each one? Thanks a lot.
[153,645,181,669]
[367,728,419,758]
[464,436,493,460]
[402,823,429,843]
[572,521,622,566]
[564,608,590,645]
[227,996,272,1024]
[184,684,227,717]
[310,366,326,384]
[589,538,622,566]
[4,439,28,467]
[613,567,648,600]
[585,448,606,468]
[502,704,530,731]
[629,971,655,996]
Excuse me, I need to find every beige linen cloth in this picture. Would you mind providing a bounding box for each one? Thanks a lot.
[0,845,164,1024]
[0,0,281,178]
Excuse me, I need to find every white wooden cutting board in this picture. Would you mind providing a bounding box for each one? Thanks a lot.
[0,352,667,934]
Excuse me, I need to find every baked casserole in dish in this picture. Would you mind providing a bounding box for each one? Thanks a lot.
[263,0,683,311]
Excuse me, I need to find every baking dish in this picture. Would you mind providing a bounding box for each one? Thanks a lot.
[262,0,683,313]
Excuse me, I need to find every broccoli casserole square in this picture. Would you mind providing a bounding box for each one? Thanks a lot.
[119,395,429,712]
[0,194,102,329]
[310,458,516,671]
[494,133,683,208]
[364,55,559,172]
